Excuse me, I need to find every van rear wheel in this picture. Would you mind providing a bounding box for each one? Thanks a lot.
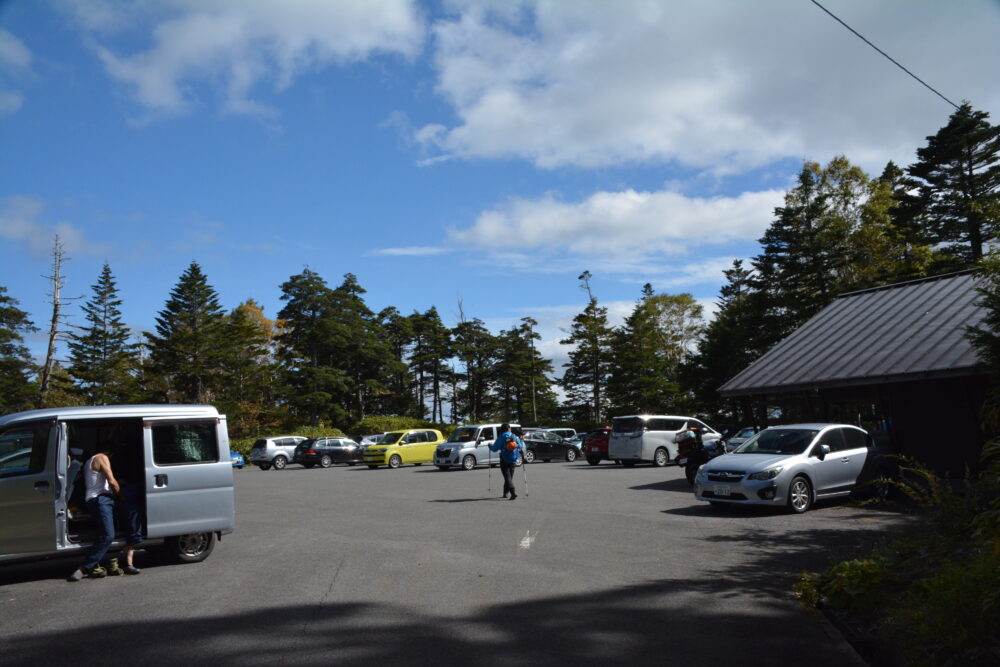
[167,532,216,563]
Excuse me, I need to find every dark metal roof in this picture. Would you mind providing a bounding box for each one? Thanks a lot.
[719,271,987,396]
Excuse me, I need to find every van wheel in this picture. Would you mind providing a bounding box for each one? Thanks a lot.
[653,448,669,467]
[587,456,601,466]
[167,532,216,563]
[389,454,403,469]
[319,455,332,468]
[788,476,813,513]
[565,448,577,462]
[272,456,288,470]
[257,464,271,471]
[462,455,476,471]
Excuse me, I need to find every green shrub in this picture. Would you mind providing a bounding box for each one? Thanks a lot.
[800,445,1000,666]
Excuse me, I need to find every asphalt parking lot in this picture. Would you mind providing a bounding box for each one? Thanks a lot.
[0,459,906,666]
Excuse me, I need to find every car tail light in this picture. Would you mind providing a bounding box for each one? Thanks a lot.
[307,449,316,455]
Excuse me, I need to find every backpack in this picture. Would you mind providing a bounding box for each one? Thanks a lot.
[505,435,518,451]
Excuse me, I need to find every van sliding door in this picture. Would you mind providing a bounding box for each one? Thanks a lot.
[143,417,235,538]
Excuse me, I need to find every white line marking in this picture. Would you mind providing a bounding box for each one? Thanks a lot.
[519,530,537,549]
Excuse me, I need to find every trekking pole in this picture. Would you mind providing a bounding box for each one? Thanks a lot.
[488,447,492,494]
[521,449,529,497]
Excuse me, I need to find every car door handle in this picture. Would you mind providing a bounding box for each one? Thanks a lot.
[155,474,168,487]
[33,481,50,492]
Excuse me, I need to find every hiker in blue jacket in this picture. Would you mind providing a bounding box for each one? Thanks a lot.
[490,423,525,500]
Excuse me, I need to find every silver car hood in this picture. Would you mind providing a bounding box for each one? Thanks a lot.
[705,452,792,472]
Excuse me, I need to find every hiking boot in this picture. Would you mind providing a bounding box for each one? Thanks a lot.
[107,558,124,576]
[123,565,141,575]
[509,494,517,500]
[86,566,107,579]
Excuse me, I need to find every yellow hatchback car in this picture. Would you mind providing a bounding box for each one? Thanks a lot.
[363,429,446,469]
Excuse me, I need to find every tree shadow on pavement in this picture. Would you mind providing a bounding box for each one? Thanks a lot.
[0,519,897,667]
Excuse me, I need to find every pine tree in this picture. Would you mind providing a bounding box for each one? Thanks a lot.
[276,268,346,426]
[451,315,498,423]
[409,307,451,423]
[67,263,141,405]
[907,103,1000,264]
[0,286,38,414]
[145,262,227,404]
[494,317,558,425]
[560,272,614,425]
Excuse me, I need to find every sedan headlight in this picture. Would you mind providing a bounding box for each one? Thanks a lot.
[748,466,783,481]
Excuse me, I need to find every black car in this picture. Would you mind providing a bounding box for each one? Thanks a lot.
[521,429,578,463]
[293,437,363,468]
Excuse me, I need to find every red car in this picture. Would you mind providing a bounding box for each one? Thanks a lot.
[582,427,616,465]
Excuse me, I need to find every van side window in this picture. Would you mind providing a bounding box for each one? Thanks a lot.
[480,427,495,441]
[152,422,219,465]
[648,418,685,431]
[0,422,49,478]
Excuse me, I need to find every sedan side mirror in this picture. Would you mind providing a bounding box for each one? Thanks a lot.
[815,444,831,460]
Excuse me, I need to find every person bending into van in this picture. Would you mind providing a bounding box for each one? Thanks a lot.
[489,424,525,500]
[67,444,121,581]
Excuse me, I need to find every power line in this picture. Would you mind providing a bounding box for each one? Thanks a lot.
[810,0,960,109]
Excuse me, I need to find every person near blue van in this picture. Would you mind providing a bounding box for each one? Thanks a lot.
[489,423,525,500]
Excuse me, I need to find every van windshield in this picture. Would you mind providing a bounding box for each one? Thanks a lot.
[612,417,645,434]
[448,427,478,443]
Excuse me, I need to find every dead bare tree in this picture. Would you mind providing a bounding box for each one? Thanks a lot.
[38,235,73,407]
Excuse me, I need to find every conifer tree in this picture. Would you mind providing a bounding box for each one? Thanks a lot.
[907,103,1000,264]
[0,286,38,414]
[276,268,346,426]
[67,263,141,405]
[560,272,613,425]
[451,315,498,423]
[146,262,227,404]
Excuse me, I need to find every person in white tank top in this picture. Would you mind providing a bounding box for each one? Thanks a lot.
[67,445,121,581]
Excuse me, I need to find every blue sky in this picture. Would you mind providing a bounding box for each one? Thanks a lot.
[2,0,999,373]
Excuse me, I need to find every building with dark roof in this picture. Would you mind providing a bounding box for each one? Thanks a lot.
[719,271,989,475]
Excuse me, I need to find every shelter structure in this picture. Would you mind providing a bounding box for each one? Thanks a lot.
[719,271,990,475]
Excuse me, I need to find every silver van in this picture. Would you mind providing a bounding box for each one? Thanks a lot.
[433,423,520,470]
[248,435,307,470]
[0,404,235,565]
[608,414,722,467]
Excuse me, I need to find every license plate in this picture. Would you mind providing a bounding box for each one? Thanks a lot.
[713,486,731,497]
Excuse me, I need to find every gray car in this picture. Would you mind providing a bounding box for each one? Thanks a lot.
[248,435,307,470]
[694,423,872,513]
[434,423,519,470]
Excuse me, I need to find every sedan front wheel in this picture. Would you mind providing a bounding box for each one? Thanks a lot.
[787,476,813,513]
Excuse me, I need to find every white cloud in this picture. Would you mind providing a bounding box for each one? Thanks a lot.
[0,196,107,258]
[420,1,1000,174]
[0,28,32,116]
[370,246,451,256]
[450,188,783,257]
[82,0,425,116]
